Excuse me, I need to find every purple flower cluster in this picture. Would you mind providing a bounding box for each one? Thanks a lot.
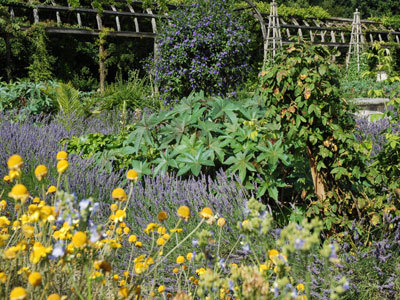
[152,0,252,102]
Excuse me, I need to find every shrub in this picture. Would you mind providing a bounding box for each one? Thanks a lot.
[152,0,251,103]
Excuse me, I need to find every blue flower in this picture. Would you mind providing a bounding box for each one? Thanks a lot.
[51,242,65,259]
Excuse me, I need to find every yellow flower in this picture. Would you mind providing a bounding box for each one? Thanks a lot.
[30,242,52,264]
[177,206,190,221]
[119,287,129,298]
[0,200,6,211]
[3,175,11,183]
[156,237,166,246]
[21,224,34,238]
[186,252,193,261]
[32,197,40,204]
[268,249,279,260]
[34,165,48,181]
[217,217,226,227]
[72,231,87,248]
[7,154,23,170]
[10,287,27,300]
[158,285,165,293]
[172,268,179,274]
[9,169,21,180]
[114,210,126,222]
[134,262,146,274]
[47,186,57,194]
[199,207,213,219]
[170,228,183,233]
[126,169,139,182]
[112,188,127,202]
[128,235,137,243]
[57,160,69,174]
[297,283,305,292]
[116,228,123,235]
[158,211,168,222]
[162,233,170,240]
[144,223,159,235]
[0,216,10,227]
[4,246,20,259]
[135,241,142,248]
[196,268,206,276]
[0,272,6,283]
[8,184,29,202]
[157,226,166,235]
[47,294,61,300]
[176,256,185,264]
[56,151,68,161]
[110,203,118,212]
[28,272,42,286]
[123,227,130,234]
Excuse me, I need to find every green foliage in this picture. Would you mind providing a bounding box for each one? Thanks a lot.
[90,70,156,112]
[259,43,375,230]
[254,2,331,19]
[26,25,54,83]
[369,15,400,29]
[0,80,57,115]
[43,82,83,118]
[65,92,290,200]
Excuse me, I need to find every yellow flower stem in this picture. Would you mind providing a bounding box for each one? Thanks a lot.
[126,244,135,277]
[150,231,155,254]
[38,283,49,300]
[41,183,45,203]
[123,181,134,211]
[146,218,205,278]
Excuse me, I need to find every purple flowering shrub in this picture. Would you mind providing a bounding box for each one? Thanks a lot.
[152,0,251,102]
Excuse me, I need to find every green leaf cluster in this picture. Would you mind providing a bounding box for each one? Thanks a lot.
[65,92,290,200]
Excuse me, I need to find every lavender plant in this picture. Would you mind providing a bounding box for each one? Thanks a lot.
[152,0,251,103]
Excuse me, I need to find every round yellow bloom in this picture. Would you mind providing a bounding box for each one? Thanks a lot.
[172,268,179,274]
[177,206,190,221]
[72,231,87,248]
[199,207,213,219]
[22,224,34,238]
[119,287,129,298]
[8,184,29,202]
[110,203,118,212]
[28,271,42,286]
[9,170,21,180]
[217,217,226,227]
[34,165,48,181]
[7,155,23,170]
[126,169,139,181]
[135,241,142,248]
[176,256,185,264]
[47,294,61,300]
[114,210,126,222]
[112,188,127,202]
[128,235,137,243]
[268,249,279,260]
[0,200,6,211]
[158,211,168,222]
[47,186,57,194]
[56,151,68,161]
[57,160,69,174]
[123,227,130,234]
[10,287,27,300]
[3,175,11,183]
[134,262,146,274]
[186,252,193,261]
[296,283,305,292]
[196,268,206,275]
[156,237,166,246]
[158,285,165,293]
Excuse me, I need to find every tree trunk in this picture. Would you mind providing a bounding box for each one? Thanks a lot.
[306,145,326,200]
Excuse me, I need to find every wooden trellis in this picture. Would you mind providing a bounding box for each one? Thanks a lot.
[265,0,282,62]
[346,9,363,72]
